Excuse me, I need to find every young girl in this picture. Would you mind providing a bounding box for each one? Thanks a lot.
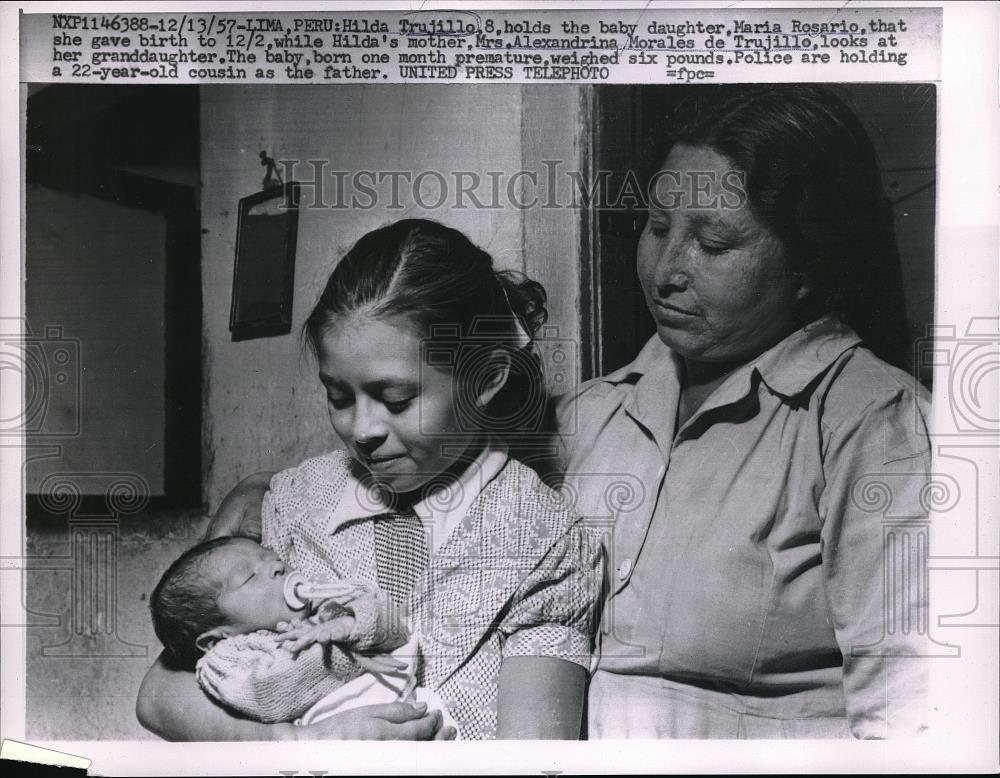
[137,219,603,740]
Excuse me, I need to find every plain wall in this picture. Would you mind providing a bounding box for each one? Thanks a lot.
[200,85,585,508]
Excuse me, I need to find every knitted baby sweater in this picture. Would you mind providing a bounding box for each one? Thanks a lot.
[196,583,408,723]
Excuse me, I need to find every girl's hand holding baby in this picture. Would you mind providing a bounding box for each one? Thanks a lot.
[288,703,455,741]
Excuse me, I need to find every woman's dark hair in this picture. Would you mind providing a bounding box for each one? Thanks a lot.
[644,85,910,370]
[150,536,236,670]
[304,219,550,448]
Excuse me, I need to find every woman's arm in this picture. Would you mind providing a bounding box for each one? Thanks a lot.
[137,652,293,740]
[818,387,932,738]
[137,651,450,741]
[497,656,587,739]
[203,471,275,541]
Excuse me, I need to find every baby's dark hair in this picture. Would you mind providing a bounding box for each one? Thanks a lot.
[150,536,237,670]
[304,219,550,446]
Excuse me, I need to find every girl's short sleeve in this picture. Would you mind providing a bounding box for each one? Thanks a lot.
[498,521,604,669]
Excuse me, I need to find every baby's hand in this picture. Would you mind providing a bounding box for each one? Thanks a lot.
[276,615,357,655]
[275,619,407,673]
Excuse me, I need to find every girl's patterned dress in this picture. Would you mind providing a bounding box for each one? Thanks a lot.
[261,449,604,739]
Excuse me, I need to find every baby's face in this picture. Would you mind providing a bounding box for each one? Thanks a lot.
[207,538,303,633]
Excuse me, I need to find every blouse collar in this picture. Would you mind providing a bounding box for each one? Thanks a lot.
[617,314,862,396]
[751,315,862,398]
[600,315,863,446]
[325,445,509,553]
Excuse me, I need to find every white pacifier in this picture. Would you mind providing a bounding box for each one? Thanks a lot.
[283,571,309,610]
[283,571,360,611]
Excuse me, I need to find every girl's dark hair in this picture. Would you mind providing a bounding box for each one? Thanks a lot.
[150,536,236,670]
[304,219,550,446]
[644,85,910,371]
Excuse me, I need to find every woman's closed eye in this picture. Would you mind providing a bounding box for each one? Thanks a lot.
[694,227,734,255]
[382,395,415,414]
[698,238,730,255]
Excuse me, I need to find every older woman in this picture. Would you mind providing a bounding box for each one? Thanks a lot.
[558,86,931,739]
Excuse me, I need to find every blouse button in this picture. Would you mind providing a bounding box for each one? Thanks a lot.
[618,558,633,580]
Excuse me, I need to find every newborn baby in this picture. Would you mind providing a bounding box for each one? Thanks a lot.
[151,535,424,723]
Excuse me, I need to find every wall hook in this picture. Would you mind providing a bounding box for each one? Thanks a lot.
[259,150,283,190]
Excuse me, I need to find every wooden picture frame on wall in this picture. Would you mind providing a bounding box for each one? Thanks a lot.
[229,181,300,341]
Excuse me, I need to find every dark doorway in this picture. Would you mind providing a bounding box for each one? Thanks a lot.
[25,85,202,511]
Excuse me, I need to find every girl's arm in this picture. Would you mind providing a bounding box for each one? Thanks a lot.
[491,513,604,739]
[137,651,449,741]
[497,656,587,739]
[137,652,293,740]
[203,471,276,541]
